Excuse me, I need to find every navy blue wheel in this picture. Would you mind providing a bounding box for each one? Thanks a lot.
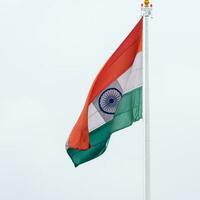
[98,88,122,115]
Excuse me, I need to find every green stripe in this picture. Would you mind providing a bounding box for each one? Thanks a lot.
[67,86,142,167]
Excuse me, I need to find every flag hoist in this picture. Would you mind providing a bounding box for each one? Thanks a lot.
[66,1,152,199]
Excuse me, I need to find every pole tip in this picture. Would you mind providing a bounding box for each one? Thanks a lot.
[144,0,150,7]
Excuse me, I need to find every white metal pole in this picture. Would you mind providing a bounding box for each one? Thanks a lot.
[141,2,152,200]
[144,15,150,200]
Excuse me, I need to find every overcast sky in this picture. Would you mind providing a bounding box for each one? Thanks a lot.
[0,0,200,200]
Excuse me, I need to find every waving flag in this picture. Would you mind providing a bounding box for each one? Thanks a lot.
[66,18,143,166]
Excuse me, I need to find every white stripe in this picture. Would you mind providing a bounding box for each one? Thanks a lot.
[88,103,105,132]
[117,52,143,94]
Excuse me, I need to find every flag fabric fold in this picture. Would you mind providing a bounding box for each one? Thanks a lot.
[66,18,143,167]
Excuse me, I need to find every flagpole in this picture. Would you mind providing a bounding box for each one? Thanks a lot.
[141,1,152,200]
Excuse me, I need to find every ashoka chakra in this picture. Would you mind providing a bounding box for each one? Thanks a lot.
[98,88,122,115]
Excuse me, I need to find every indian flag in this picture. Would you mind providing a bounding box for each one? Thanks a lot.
[66,18,143,167]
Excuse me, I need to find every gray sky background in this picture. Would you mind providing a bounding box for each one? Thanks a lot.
[0,0,200,200]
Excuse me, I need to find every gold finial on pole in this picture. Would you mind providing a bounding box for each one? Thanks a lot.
[144,0,150,7]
